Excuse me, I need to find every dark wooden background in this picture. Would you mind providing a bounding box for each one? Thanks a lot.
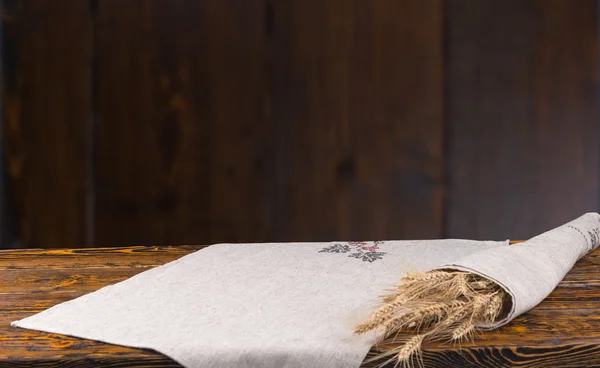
[1,0,598,249]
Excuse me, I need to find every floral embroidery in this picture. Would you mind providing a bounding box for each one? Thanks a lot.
[319,241,386,262]
[318,243,351,253]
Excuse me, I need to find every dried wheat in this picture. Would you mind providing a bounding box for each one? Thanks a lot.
[358,270,507,368]
[451,320,476,341]
[396,335,425,367]
[483,293,503,323]
[401,271,456,283]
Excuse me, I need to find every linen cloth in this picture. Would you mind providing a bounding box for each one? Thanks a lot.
[12,213,600,368]
[440,212,600,328]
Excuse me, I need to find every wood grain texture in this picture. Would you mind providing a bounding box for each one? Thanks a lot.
[204,1,272,243]
[94,0,444,246]
[94,1,269,246]
[94,0,209,247]
[0,246,206,367]
[1,0,92,248]
[346,0,444,240]
[5,0,600,249]
[2,243,600,367]
[204,0,274,243]
[445,0,599,240]
[271,0,444,241]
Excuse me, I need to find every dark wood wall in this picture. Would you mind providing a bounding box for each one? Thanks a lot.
[1,0,598,249]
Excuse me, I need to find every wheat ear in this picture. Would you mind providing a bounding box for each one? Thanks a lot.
[396,335,425,368]
[451,320,476,342]
[401,271,457,283]
[367,334,426,368]
[358,270,507,368]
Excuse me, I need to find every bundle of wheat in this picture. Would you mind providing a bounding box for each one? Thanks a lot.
[356,270,507,367]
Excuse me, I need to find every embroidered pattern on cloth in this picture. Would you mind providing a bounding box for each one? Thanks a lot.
[567,225,600,252]
[319,241,386,262]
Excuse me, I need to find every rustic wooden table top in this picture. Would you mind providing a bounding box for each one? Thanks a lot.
[1,243,599,367]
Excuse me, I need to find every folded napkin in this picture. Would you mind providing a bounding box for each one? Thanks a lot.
[12,213,600,368]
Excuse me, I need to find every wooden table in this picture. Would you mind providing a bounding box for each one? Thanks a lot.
[1,244,599,367]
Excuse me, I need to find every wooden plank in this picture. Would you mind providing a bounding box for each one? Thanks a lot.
[271,0,444,241]
[95,1,268,246]
[348,0,444,240]
[0,268,149,294]
[445,0,599,239]
[2,246,600,367]
[0,245,205,270]
[94,0,207,247]
[384,344,600,368]
[205,1,271,243]
[2,0,92,248]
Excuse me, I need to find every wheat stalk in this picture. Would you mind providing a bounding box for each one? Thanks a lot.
[471,279,493,290]
[401,271,457,283]
[357,296,411,332]
[357,270,506,368]
[365,334,426,368]
[483,293,504,323]
[396,335,425,368]
[381,302,452,335]
[451,320,476,342]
